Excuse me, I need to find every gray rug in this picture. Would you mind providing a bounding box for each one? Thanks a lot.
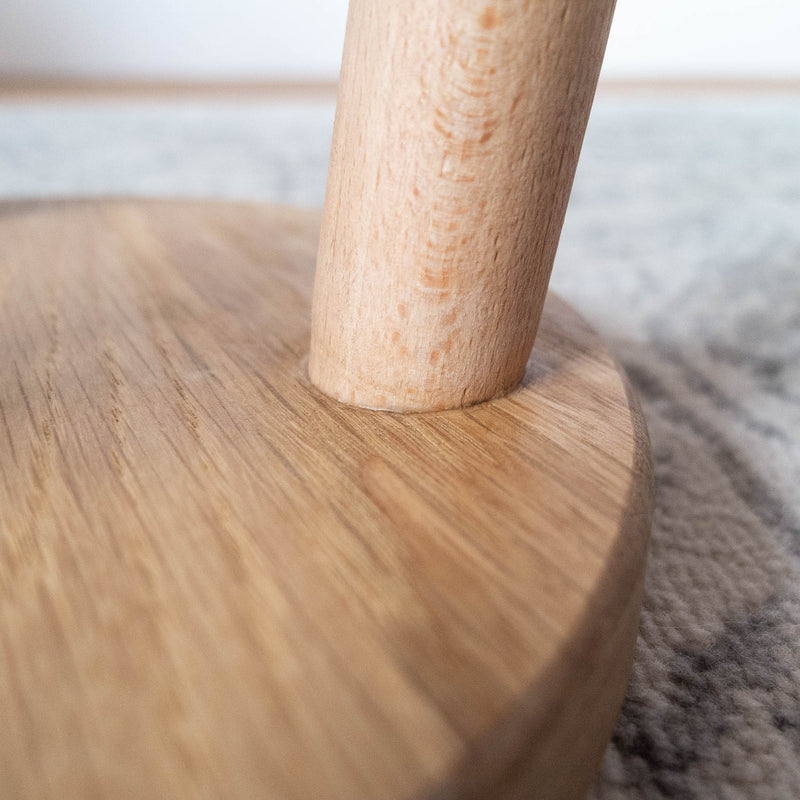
[2,91,799,798]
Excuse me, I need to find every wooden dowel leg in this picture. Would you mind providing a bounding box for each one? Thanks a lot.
[309,0,615,411]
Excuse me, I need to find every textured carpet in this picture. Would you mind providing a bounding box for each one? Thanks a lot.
[2,90,799,798]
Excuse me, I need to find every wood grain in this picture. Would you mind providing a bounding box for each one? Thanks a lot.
[309,0,616,411]
[0,200,652,800]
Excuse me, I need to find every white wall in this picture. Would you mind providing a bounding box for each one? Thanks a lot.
[0,0,349,80]
[602,0,800,78]
[1,0,799,80]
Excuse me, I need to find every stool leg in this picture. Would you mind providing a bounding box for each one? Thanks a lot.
[310,0,616,411]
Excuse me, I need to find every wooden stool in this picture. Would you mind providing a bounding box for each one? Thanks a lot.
[0,2,651,799]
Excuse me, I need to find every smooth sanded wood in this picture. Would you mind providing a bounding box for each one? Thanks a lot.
[309,0,616,411]
[0,200,652,800]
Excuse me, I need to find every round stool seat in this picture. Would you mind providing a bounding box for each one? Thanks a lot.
[0,199,651,800]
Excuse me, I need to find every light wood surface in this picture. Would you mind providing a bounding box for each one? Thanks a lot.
[0,79,339,101]
[309,0,616,411]
[2,77,798,103]
[0,199,652,800]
